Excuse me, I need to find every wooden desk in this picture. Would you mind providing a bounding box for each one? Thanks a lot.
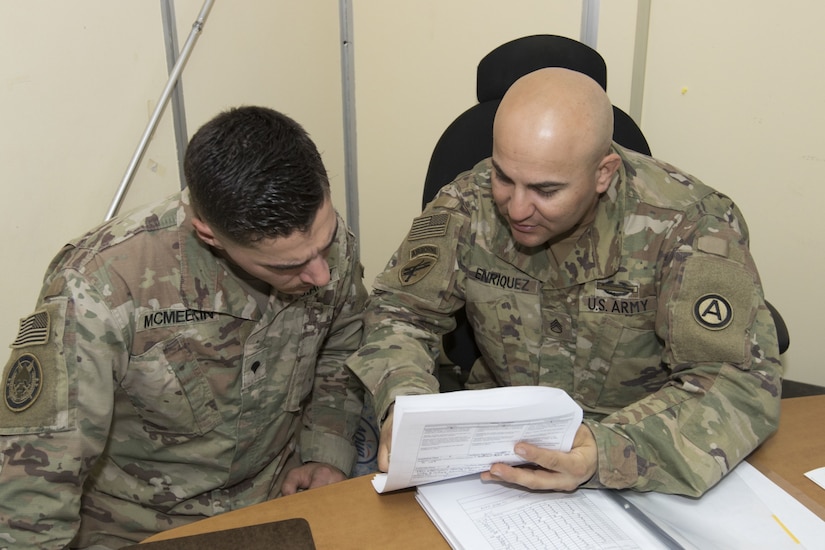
[142,395,825,548]
[746,395,825,519]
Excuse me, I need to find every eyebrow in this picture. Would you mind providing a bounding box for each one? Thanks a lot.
[268,219,338,271]
[491,159,567,192]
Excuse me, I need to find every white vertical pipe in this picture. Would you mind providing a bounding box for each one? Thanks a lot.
[629,0,651,125]
[580,0,600,49]
[160,0,190,190]
[339,0,359,241]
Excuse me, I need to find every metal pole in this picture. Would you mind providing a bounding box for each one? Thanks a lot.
[160,0,190,190]
[105,0,215,221]
[629,0,651,125]
[580,0,600,49]
[338,0,359,242]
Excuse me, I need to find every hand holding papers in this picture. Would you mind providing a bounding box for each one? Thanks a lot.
[371,386,583,493]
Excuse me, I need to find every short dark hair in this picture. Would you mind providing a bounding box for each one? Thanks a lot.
[184,106,330,245]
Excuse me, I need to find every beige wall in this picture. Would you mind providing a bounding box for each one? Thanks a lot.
[351,0,585,283]
[639,2,824,386]
[2,1,822,386]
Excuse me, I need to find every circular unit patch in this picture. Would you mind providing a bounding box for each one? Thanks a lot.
[693,293,733,330]
[5,353,44,412]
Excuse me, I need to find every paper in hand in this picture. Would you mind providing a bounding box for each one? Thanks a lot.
[372,386,583,493]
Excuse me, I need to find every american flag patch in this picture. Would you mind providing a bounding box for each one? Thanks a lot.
[408,213,449,241]
[12,310,50,348]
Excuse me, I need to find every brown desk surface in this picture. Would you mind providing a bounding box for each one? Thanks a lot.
[142,395,825,548]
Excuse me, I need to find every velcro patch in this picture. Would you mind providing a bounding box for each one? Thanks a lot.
[0,298,72,434]
[596,280,639,298]
[399,255,438,286]
[693,294,733,330]
[137,308,218,332]
[411,244,439,259]
[4,353,44,412]
[671,256,755,364]
[408,214,449,241]
[12,310,50,348]
[696,235,729,258]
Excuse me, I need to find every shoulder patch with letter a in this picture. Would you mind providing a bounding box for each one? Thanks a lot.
[671,256,755,364]
[693,293,733,330]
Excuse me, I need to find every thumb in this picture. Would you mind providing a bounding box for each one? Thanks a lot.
[377,408,394,472]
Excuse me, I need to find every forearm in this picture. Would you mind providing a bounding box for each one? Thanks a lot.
[347,321,440,424]
[585,361,781,496]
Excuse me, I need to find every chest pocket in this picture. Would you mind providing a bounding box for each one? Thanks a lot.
[282,300,335,412]
[575,306,664,410]
[465,278,544,387]
[123,335,222,436]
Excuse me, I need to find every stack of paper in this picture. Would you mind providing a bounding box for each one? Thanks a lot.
[372,386,582,493]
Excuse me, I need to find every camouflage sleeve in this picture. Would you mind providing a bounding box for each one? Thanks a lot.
[584,196,783,496]
[299,225,369,474]
[346,191,470,423]
[0,266,125,549]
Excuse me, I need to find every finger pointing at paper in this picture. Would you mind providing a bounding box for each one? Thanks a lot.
[481,424,598,491]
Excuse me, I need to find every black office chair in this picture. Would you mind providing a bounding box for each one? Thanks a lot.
[422,35,788,390]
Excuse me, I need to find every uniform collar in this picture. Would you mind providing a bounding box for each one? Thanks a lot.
[176,190,253,319]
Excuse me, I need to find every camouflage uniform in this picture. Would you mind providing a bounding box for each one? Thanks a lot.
[347,145,782,497]
[0,189,367,549]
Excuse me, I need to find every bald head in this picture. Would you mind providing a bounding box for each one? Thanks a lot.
[493,68,615,167]
[489,68,622,248]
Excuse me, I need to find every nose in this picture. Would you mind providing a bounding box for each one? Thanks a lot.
[507,185,534,222]
[300,255,331,287]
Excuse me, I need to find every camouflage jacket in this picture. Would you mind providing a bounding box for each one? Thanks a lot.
[0,190,367,549]
[347,145,782,497]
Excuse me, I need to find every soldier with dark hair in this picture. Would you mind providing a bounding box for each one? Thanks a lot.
[0,106,368,549]
[348,68,782,498]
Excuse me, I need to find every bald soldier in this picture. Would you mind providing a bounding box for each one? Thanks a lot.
[347,68,782,496]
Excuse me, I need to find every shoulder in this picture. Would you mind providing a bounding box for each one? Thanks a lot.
[426,159,493,214]
[619,146,723,211]
[73,193,182,251]
[51,193,183,273]
[331,211,360,265]
[326,211,366,296]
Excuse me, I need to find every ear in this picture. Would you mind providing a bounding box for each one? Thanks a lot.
[595,153,622,193]
[191,217,223,249]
